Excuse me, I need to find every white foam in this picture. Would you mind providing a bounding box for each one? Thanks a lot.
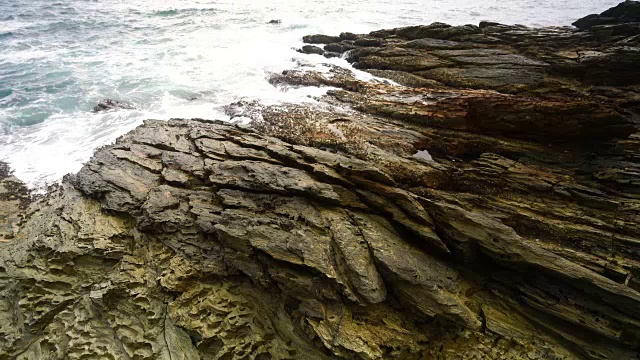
[0,0,622,188]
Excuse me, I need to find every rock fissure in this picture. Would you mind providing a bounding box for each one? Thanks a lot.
[2,2,640,359]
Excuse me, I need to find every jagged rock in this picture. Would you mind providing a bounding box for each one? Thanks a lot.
[0,162,30,240]
[2,2,640,360]
[268,66,363,91]
[274,74,632,144]
[339,32,359,40]
[93,98,135,112]
[298,6,640,92]
[364,69,444,88]
[353,38,384,47]
[2,108,638,359]
[591,22,640,42]
[573,0,640,30]
[298,45,324,55]
[223,99,265,124]
[323,51,341,59]
[303,34,342,44]
[403,37,472,50]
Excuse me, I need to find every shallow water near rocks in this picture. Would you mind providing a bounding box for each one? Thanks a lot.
[0,0,619,188]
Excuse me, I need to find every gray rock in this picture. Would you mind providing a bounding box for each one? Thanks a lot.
[93,99,135,112]
[303,34,342,44]
[299,45,324,55]
[573,0,640,30]
[2,3,640,359]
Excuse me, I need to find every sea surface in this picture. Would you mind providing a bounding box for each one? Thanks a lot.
[0,0,620,188]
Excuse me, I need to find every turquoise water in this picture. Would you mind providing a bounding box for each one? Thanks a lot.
[0,0,620,188]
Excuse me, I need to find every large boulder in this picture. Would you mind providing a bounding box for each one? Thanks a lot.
[573,0,640,30]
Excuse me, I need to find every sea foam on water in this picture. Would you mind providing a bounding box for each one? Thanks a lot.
[0,0,621,189]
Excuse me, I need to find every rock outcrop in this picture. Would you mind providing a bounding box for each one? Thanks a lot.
[2,2,640,359]
[0,162,30,241]
[93,99,136,113]
[573,1,640,30]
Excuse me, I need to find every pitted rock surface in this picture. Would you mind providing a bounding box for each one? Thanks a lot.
[2,2,640,359]
[0,115,638,359]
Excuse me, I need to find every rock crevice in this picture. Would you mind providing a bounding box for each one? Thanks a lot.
[2,2,640,359]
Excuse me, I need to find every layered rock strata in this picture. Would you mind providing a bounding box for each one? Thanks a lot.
[1,2,640,359]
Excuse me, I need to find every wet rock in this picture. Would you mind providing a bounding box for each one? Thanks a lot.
[365,69,444,88]
[340,32,359,40]
[268,66,362,91]
[393,23,482,40]
[324,43,354,53]
[93,98,135,112]
[323,51,341,58]
[224,99,264,123]
[573,0,640,30]
[298,45,324,55]
[354,38,384,47]
[479,21,502,29]
[303,34,342,44]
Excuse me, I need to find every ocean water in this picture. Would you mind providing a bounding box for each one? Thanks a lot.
[0,0,620,188]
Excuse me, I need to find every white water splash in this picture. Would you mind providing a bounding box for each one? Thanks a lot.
[0,0,620,188]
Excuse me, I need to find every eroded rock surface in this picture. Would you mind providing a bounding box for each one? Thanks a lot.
[0,162,30,241]
[2,2,640,360]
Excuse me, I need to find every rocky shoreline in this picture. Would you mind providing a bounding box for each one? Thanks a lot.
[1,2,640,359]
